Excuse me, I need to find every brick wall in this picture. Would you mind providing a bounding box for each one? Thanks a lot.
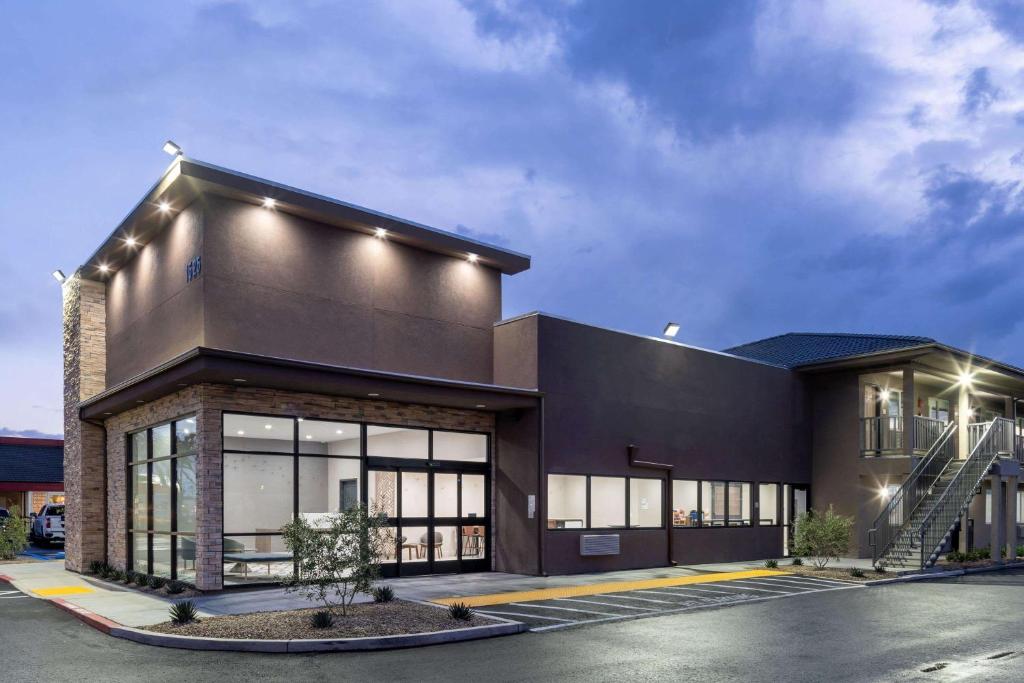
[104,382,495,590]
[62,275,107,572]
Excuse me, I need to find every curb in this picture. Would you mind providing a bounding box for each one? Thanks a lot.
[45,597,527,653]
[864,560,1024,585]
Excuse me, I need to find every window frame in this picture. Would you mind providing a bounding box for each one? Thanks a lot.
[546,473,665,531]
[672,479,784,529]
[757,482,782,527]
[126,414,197,581]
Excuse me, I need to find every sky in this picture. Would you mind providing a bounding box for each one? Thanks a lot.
[2,0,1024,437]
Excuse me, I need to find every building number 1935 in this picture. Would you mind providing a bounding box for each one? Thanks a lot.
[186,255,202,283]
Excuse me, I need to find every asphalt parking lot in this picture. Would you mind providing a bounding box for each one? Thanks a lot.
[473,573,861,631]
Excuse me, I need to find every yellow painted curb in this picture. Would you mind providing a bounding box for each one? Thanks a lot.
[33,586,95,597]
[433,569,792,607]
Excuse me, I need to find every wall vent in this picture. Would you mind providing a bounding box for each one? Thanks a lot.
[580,534,620,556]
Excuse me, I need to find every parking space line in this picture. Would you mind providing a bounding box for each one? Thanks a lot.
[770,576,854,587]
[729,579,817,591]
[591,593,677,605]
[476,610,571,622]
[555,598,661,611]
[508,602,617,617]
[636,589,722,599]
[654,585,737,596]
[702,582,790,594]
[754,576,852,589]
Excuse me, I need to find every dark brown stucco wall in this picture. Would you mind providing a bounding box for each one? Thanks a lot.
[200,196,501,383]
[105,202,205,386]
[500,314,812,573]
[494,407,542,574]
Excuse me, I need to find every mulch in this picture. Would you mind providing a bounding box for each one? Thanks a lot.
[147,600,496,639]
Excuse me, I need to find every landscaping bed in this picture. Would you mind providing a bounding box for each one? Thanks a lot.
[146,600,497,640]
[777,564,880,583]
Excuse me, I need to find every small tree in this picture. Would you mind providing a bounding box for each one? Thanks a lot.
[793,505,853,569]
[0,506,29,560]
[281,505,388,616]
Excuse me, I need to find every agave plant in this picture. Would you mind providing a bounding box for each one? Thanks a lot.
[169,600,199,625]
[165,580,187,595]
[372,585,395,603]
[133,572,150,587]
[447,602,474,621]
[764,559,778,569]
[310,610,334,629]
[147,575,167,590]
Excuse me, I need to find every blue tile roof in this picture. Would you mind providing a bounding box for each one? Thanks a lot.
[0,441,63,483]
[723,333,935,368]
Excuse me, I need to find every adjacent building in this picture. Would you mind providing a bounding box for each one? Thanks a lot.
[61,156,1024,589]
[0,437,65,515]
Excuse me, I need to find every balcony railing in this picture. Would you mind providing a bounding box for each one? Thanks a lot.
[969,420,1014,457]
[861,415,947,455]
[1016,434,1024,463]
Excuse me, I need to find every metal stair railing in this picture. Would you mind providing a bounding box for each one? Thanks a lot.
[917,417,1014,569]
[869,420,957,567]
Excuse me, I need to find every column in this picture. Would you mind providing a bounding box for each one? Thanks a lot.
[1007,474,1019,563]
[990,475,1004,565]
[62,273,108,572]
[957,386,971,459]
[194,392,223,591]
[902,367,915,455]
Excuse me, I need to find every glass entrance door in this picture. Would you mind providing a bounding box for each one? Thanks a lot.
[368,466,489,577]
[783,484,809,557]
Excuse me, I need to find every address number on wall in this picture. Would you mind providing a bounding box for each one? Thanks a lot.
[186,255,202,283]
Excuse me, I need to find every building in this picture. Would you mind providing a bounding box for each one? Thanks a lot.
[0,437,64,515]
[61,155,1024,589]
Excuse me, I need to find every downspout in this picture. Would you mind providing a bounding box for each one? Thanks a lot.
[627,445,675,567]
[537,396,546,576]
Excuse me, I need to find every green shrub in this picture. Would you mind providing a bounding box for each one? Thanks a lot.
[281,504,388,617]
[310,610,334,629]
[133,573,150,587]
[946,550,965,563]
[874,564,887,574]
[98,565,113,579]
[763,559,778,569]
[793,506,854,569]
[447,602,473,621]
[850,567,865,578]
[169,600,198,625]
[109,569,125,582]
[147,575,167,589]
[372,585,395,603]
[0,507,29,560]
[124,571,140,584]
[88,560,107,575]
[791,557,803,566]
[166,580,187,595]
[1017,545,1024,558]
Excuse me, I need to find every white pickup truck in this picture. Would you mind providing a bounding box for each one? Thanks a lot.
[29,504,65,546]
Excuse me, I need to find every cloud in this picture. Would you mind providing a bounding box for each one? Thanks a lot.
[960,66,1001,117]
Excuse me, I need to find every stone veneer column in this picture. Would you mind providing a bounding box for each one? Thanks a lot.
[62,274,107,572]
[194,392,223,590]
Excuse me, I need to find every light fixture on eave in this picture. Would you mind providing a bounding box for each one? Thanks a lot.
[467,253,479,264]
[158,201,171,213]
[162,140,183,157]
[262,197,276,209]
[124,235,138,248]
[51,269,66,283]
[98,263,110,275]
[375,227,387,239]
[663,322,680,338]
[957,371,974,388]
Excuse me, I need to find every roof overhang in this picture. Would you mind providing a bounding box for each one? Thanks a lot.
[79,157,531,278]
[795,343,1024,396]
[80,347,542,421]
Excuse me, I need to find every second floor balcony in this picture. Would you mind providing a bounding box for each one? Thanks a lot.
[860,415,946,456]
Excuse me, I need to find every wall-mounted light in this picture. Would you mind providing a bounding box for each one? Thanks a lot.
[124,236,137,247]
[375,227,387,238]
[879,389,890,403]
[957,371,974,387]
[162,140,183,157]
[467,253,479,264]
[663,322,680,338]
[98,264,110,274]
[262,197,276,209]
[51,270,66,283]
[158,201,171,213]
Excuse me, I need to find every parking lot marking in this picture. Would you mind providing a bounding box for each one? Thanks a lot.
[729,579,817,591]
[770,575,853,587]
[590,593,676,605]
[508,602,617,617]
[33,586,95,597]
[476,610,571,623]
[555,598,661,611]
[701,582,790,594]
[753,576,851,589]
[432,569,792,607]
[648,586,735,596]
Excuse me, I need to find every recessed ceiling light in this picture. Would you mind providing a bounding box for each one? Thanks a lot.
[233,378,247,383]
[467,253,478,264]
[158,201,171,213]
[335,429,343,434]
[136,400,144,404]
[103,412,112,416]
[375,227,387,238]
[305,435,312,439]
[125,236,137,247]
[262,197,276,209]
[368,393,380,397]
[297,417,304,422]
[264,424,272,430]
[475,404,486,408]
[237,430,245,435]
[98,264,110,273]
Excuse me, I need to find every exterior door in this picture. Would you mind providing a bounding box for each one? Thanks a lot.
[367,466,489,577]
[783,484,809,557]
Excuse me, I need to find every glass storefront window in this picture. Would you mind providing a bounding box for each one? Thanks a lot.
[298,420,361,455]
[131,431,148,462]
[435,525,458,561]
[152,458,172,532]
[461,523,486,560]
[432,431,487,463]
[176,417,197,454]
[176,536,196,583]
[176,456,197,534]
[152,423,171,459]
[673,480,699,527]
[133,533,148,574]
[368,470,398,517]
[367,426,428,460]
[434,473,459,517]
[298,457,360,521]
[590,477,626,528]
[401,472,429,518]
[132,466,148,531]
[758,484,779,525]
[728,482,752,526]
[223,453,294,534]
[223,415,294,453]
[629,478,662,528]
[547,475,586,528]
[223,535,292,585]
[702,481,727,527]
[401,525,430,563]
[461,474,486,519]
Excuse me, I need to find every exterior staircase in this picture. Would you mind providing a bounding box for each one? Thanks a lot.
[870,417,1015,570]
